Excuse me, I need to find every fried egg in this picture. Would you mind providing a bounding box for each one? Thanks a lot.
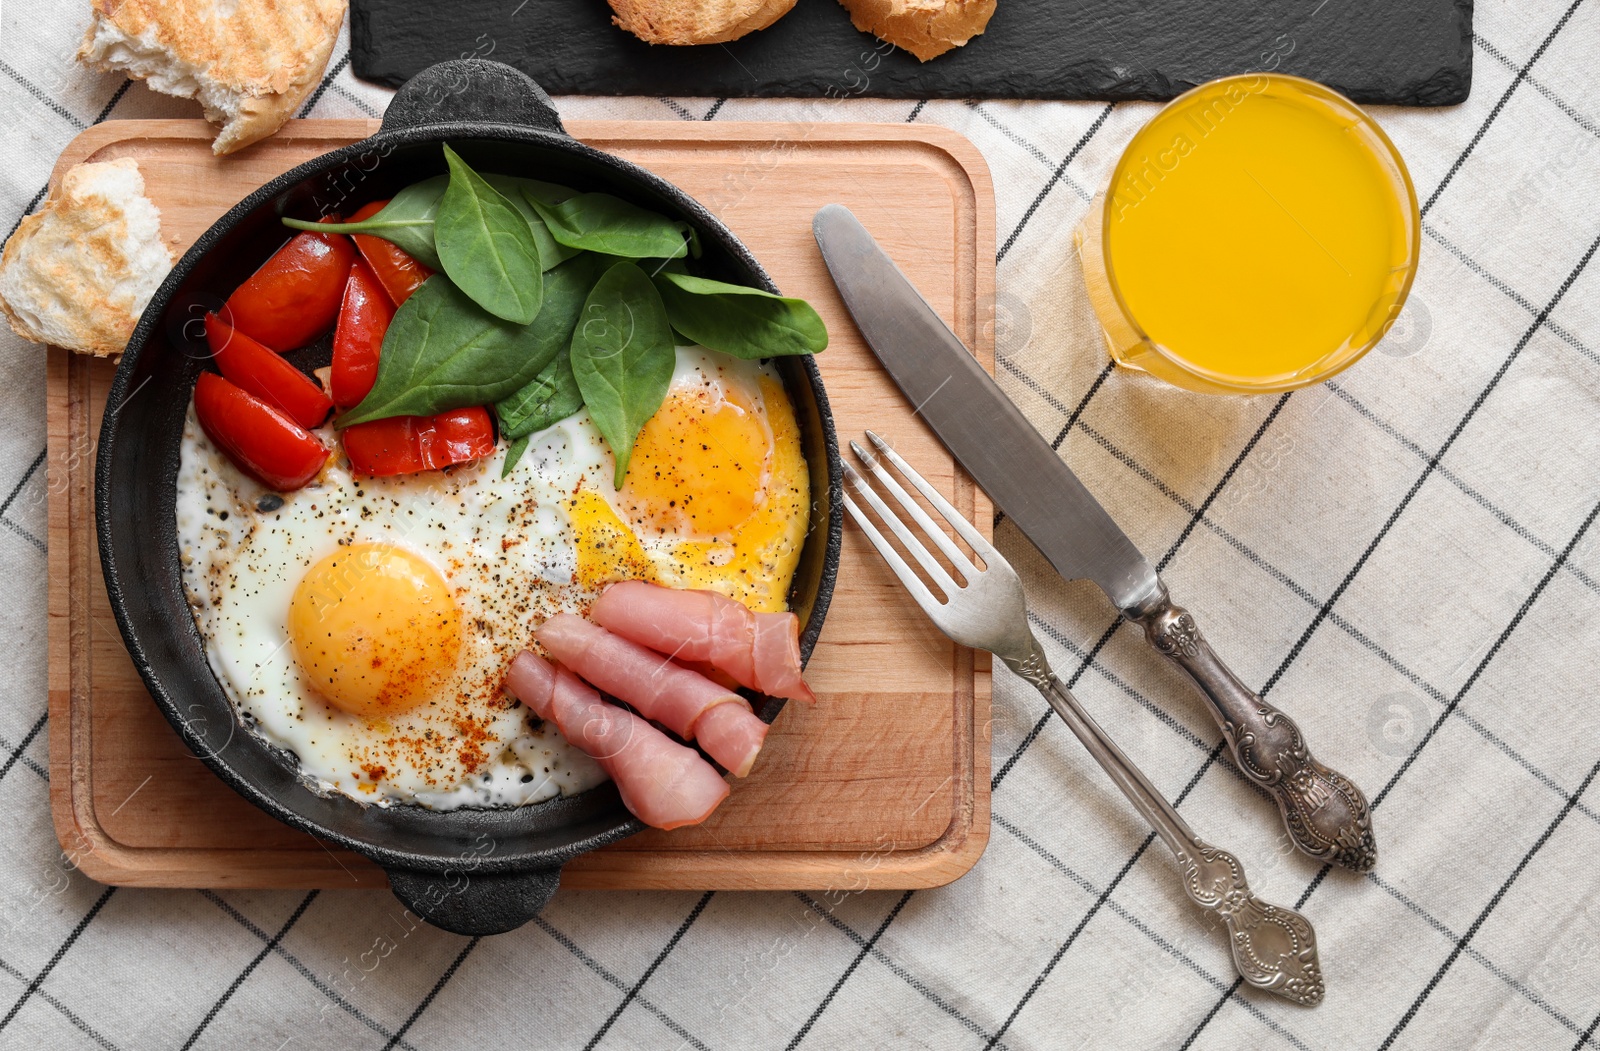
[176,344,809,809]
[567,347,810,612]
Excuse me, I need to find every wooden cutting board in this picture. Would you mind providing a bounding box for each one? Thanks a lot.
[47,119,994,891]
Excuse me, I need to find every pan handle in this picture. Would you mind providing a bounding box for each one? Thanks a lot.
[386,865,561,935]
[379,58,567,137]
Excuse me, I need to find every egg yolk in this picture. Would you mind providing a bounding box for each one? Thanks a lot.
[288,543,461,718]
[573,374,809,613]
[660,375,810,611]
[619,381,772,540]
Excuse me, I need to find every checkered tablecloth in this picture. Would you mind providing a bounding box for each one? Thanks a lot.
[4,2,1600,1048]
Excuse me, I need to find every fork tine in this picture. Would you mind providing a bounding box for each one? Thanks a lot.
[841,487,944,612]
[864,431,1003,565]
[850,440,977,577]
[842,461,959,597]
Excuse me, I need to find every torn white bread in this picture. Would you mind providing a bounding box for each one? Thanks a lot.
[0,159,173,357]
[76,0,347,155]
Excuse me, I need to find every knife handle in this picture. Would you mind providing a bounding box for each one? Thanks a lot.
[1126,586,1377,872]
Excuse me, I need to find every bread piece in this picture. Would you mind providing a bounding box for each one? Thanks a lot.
[836,0,995,61]
[76,0,346,155]
[608,0,797,45]
[0,159,173,357]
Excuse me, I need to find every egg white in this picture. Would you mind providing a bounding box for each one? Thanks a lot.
[176,404,615,808]
[176,345,793,810]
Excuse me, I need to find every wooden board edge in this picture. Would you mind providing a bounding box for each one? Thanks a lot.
[47,348,86,874]
[51,119,996,183]
[51,119,385,181]
[55,835,385,890]
[563,821,991,891]
[42,349,176,887]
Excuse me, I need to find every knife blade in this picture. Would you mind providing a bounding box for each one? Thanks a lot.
[812,203,1161,610]
[815,203,1377,872]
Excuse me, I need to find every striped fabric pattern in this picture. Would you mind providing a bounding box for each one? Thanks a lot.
[2,3,1598,1048]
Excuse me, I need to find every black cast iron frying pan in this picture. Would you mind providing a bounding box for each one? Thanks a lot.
[96,59,842,936]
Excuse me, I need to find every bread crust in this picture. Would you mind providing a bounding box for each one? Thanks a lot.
[76,0,346,155]
[212,16,339,153]
[608,0,798,45]
[0,159,173,357]
[836,0,996,61]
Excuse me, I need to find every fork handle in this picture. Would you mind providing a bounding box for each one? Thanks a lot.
[1125,587,1376,873]
[1011,645,1325,1006]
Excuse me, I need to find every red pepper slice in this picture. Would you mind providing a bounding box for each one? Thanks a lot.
[193,372,330,491]
[330,259,396,410]
[342,407,497,477]
[204,313,333,430]
[346,200,432,306]
[223,227,356,352]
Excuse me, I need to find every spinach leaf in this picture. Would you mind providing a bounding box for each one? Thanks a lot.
[339,274,564,426]
[679,222,703,259]
[436,145,544,324]
[586,254,685,278]
[483,174,582,271]
[569,261,676,487]
[653,271,828,359]
[492,252,603,437]
[525,190,691,260]
[497,352,585,476]
[282,176,446,269]
[498,344,585,440]
[502,436,531,477]
[516,179,579,206]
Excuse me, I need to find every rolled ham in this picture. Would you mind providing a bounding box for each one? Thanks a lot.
[591,581,815,704]
[690,701,770,778]
[505,650,729,830]
[535,613,770,777]
[679,659,741,692]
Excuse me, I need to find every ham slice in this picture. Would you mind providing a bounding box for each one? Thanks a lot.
[679,659,741,692]
[690,701,769,778]
[591,581,815,704]
[505,651,728,830]
[535,613,770,777]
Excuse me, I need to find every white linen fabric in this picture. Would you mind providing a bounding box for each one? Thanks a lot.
[2,4,1598,1048]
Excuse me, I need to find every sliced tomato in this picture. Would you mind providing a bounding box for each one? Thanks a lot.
[330,259,395,410]
[346,200,432,306]
[193,373,330,491]
[204,313,333,429]
[342,407,497,477]
[223,227,356,352]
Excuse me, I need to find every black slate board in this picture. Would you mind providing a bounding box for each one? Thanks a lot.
[351,0,1472,106]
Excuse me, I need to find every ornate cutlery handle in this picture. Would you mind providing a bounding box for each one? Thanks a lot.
[1126,586,1376,872]
[1171,839,1325,1007]
[1012,643,1325,1006]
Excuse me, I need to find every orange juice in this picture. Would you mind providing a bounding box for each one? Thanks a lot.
[1077,74,1419,394]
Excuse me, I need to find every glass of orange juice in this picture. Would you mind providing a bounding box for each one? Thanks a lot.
[1076,73,1420,395]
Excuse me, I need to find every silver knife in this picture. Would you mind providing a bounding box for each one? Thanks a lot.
[815,204,1375,872]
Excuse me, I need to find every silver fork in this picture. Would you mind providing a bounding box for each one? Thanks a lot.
[842,431,1325,1007]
